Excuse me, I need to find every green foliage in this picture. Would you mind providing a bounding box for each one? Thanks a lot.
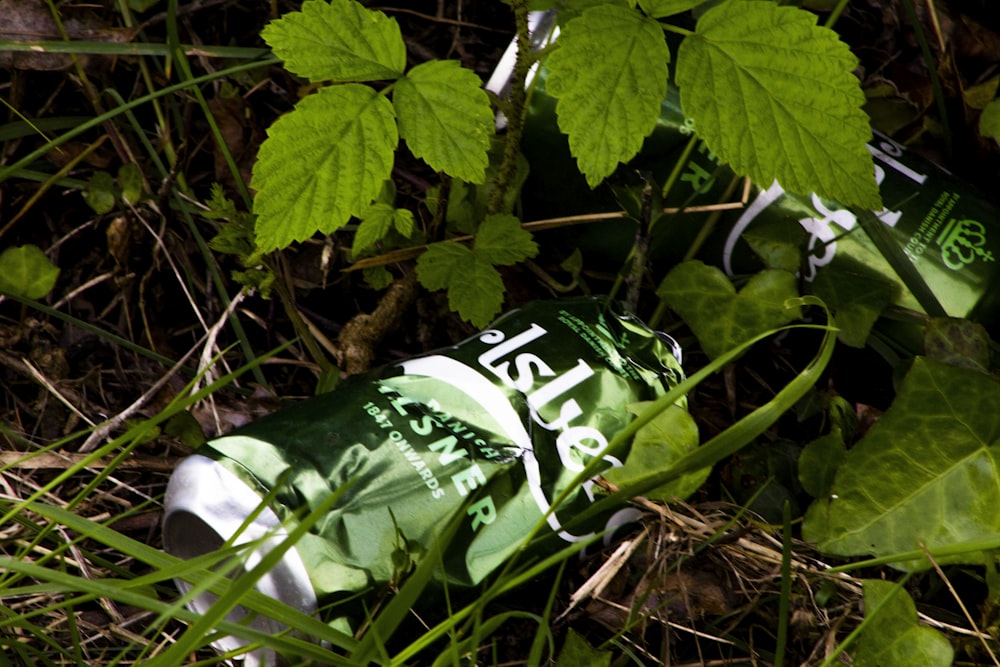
[394,60,493,183]
[352,203,415,256]
[657,261,802,360]
[980,98,1000,145]
[416,214,538,327]
[604,402,706,500]
[677,0,880,209]
[923,316,991,373]
[0,244,60,299]
[261,0,405,82]
[853,580,954,667]
[554,629,611,667]
[811,263,898,347]
[204,184,275,297]
[83,163,146,214]
[802,357,1000,570]
[252,84,398,251]
[545,4,670,187]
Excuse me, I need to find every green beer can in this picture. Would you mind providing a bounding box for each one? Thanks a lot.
[163,296,685,665]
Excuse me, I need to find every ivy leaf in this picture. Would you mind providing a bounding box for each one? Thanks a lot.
[416,215,537,327]
[802,357,1000,570]
[924,317,991,373]
[0,245,60,299]
[352,203,415,255]
[797,427,846,498]
[262,0,405,82]
[677,0,880,209]
[554,629,611,667]
[853,580,954,667]
[394,60,494,183]
[604,403,705,501]
[811,260,898,348]
[638,0,706,18]
[657,261,801,360]
[474,213,538,265]
[252,84,397,252]
[545,4,669,187]
[980,99,1000,144]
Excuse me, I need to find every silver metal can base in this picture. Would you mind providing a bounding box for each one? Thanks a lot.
[162,454,318,667]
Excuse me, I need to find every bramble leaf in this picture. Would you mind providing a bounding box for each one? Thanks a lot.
[657,261,801,360]
[604,403,705,501]
[638,0,706,18]
[474,214,538,265]
[352,203,415,255]
[0,245,60,299]
[262,0,405,82]
[416,215,537,327]
[545,4,669,187]
[802,357,1000,570]
[252,85,397,251]
[394,60,494,183]
[853,580,953,667]
[677,0,880,209]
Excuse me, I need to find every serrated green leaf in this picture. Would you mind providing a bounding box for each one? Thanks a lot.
[416,244,505,327]
[802,357,1000,570]
[252,84,397,252]
[545,5,669,187]
[980,99,1000,144]
[84,171,116,214]
[474,214,538,265]
[0,245,60,299]
[677,0,879,209]
[352,203,415,255]
[638,0,706,18]
[363,265,394,290]
[657,261,801,360]
[394,60,494,183]
[604,403,705,501]
[853,580,954,667]
[262,0,405,82]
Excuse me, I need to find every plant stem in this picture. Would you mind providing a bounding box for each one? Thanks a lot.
[488,0,532,216]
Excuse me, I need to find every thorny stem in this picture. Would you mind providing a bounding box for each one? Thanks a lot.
[487,0,532,216]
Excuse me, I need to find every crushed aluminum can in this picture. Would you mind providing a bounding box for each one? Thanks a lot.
[163,296,685,666]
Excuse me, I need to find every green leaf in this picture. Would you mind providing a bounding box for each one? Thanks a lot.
[118,163,144,205]
[416,215,535,326]
[84,171,116,214]
[657,261,801,360]
[604,403,705,501]
[352,203,415,255]
[252,84,398,252]
[853,580,954,667]
[394,60,494,183]
[802,357,1000,570]
[0,245,60,299]
[742,218,807,274]
[811,260,898,348]
[638,0,706,18]
[555,629,611,667]
[924,317,991,373]
[980,99,1000,144]
[474,214,538,265]
[545,4,669,187]
[677,0,880,209]
[797,427,846,498]
[416,244,505,328]
[261,0,405,82]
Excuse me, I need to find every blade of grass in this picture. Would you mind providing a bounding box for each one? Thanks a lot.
[0,39,267,59]
[774,500,792,667]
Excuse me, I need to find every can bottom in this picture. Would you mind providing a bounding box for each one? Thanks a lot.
[162,454,318,667]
